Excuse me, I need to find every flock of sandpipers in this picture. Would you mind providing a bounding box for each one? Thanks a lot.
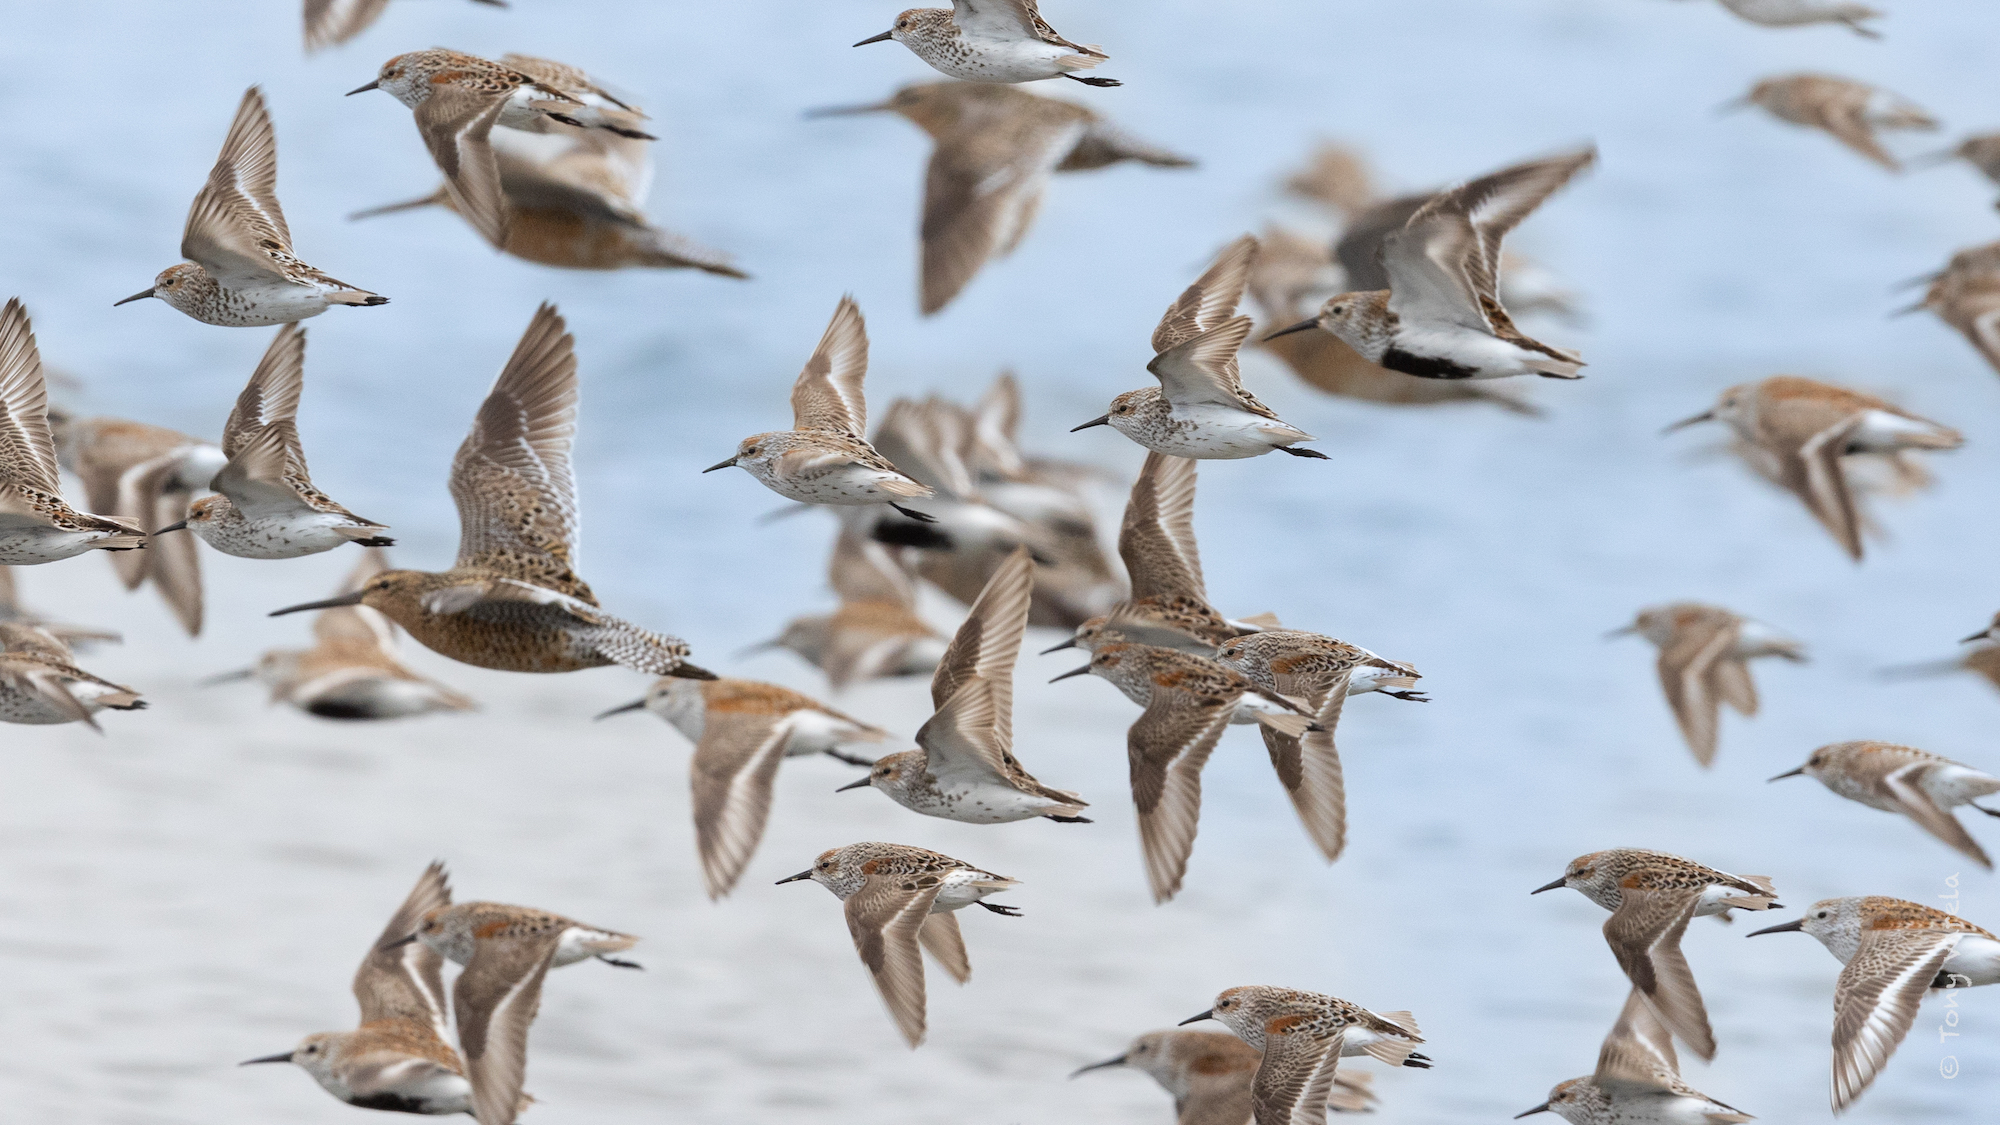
[4,1,2000,1122]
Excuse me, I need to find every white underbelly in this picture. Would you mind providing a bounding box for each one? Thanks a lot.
[0,528,106,564]
[1941,936,2000,987]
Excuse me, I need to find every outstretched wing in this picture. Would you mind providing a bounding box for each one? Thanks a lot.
[181,87,295,287]
[353,862,453,1043]
[1830,930,1959,1112]
[456,934,559,1125]
[449,304,589,600]
[844,871,946,1047]
[1152,235,1258,354]
[919,107,1086,315]
[1128,690,1234,903]
[689,712,793,899]
[1119,452,1205,603]
[790,297,871,435]
[0,299,61,496]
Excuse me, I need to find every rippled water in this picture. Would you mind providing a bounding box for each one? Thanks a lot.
[2,1,1999,1122]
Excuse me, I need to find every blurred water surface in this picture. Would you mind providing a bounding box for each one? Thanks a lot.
[1,1,1998,1121]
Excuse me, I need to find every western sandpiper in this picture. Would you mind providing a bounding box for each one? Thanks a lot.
[1072,1029,1380,1120]
[155,325,391,559]
[352,60,745,276]
[777,841,1021,1047]
[748,517,948,689]
[1516,988,1752,1124]
[1077,236,1324,459]
[0,300,146,564]
[1610,603,1804,767]
[1879,629,2000,697]
[706,298,936,521]
[1266,148,1595,381]
[212,550,476,721]
[49,412,221,635]
[241,863,483,1118]
[1212,630,1427,864]
[1534,848,1781,1059]
[597,675,888,898]
[809,82,1189,313]
[1904,240,2000,377]
[844,547,1091,824]
[269,304,711,679]
[855,1,1117,87]
[390,879,632,1122]
[349,50,653,249]
[303,0,506,54]
[1770,741,2000,869]
[117,88,386,325]
[1664,376,1961,561]
[0,623,144,731]
[1045,452,1265,656]
[1727,74,1938,171]
[1750,896,2000,1112]
[1712,0,1880,36]
[1183,986,1426,1122]
[1052,641,1319,901]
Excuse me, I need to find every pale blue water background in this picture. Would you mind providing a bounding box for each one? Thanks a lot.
[0,0,1998,1121]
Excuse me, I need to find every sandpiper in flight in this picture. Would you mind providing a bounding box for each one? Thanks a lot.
[1770,741,2000,869]
[855,1,1118,87]
[118,88,387,325]
[1610,603,1804,767]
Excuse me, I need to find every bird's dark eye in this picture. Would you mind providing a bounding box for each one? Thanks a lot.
[1817,911,1828,918]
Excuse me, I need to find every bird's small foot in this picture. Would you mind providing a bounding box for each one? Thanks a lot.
[888,502,938,523]
[1065,75,1122,87]
[598,956,644,970]
[1386,691,1429,702]
[1974,804,2000,819]
[1278,445,1330,459]
[359,296,390,307]
[977,901,1023,916]
[1045,815,1093,824]
[547,113,587,129]
[608,126,659,141]
[825,750,878,767]
[1401,1053,1433,1069]
[352,536,396,547]
[1537,371,1584,380]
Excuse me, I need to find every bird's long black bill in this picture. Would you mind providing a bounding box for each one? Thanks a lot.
[240,1052,295,1065]
[1049,665,1093,683]
[346,80,380,95]
[595,700,647,720]
[1040,637,1078,654]
[835,777,874,793]
[1069,1055,1126,1078]
[804,101,891,118]
[113,289,155,307]
[197,668,255,687]
[775,870,814,884]
[1263,318,1319,342]
[1515,1103,1552,1118]
[1767,767,1806,781]
[1070,415,1110,432]
[1747,918,1805,937]
[1530,877,1566,894]
[1961,630,1990,644]
[1177,1010,1214,1026]
[151,521,188,536]
[853,30,894,46]
[702,457,738,473]
[1660,410,1713,434]
[269,590,366,617]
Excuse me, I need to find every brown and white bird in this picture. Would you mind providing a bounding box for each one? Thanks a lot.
[268,305,711,680]
[211,550,476,722]
[1534,849,1781,1060]
[1751,896,2000,1113]
[1727,74,1938,171]
[1266,149,1594,381]
[1903,239,2000,376]
[746,517,949,690]
[156,325,392,559]
[0,622,144,731]
[350,50,654,250]
[351,54,744,276]
[118,88,387,325]
[854,1,1118,87]
[1770,741,2000,869]
[843,547,1091,825]
[1182,985,1425,1125]
[1072,1029,1381,1121]
[49,411,221,635]
[809,82,1191,313]
[597,676,887,899]
[1077,236,1323,459]
[0,300,146,565]
[1708,0,1880,37]
[1666,376,1961,561]
[778,841,1021,1047]
[1610,603,1804,767]
[1053,641,1319,901]
[1516,988,1752,1125]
